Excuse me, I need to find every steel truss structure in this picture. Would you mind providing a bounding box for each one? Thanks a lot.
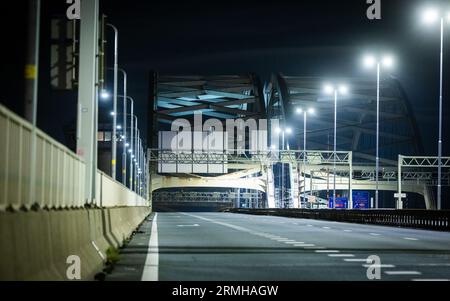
[148,74,266,148]
[397,155,450,208]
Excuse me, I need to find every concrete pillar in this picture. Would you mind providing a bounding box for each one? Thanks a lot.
[76,0,99,203]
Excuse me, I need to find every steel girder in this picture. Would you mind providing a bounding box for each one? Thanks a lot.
[148,73,266,148]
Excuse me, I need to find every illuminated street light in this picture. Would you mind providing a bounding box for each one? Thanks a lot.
[323,84,349,209]
[420,7,450,210]
[363,55,376,68]
[100,90,110,100]
[422,8,439,24]
[362,54,394,209]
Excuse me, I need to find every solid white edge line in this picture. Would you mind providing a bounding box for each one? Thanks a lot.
[141,213,158,281]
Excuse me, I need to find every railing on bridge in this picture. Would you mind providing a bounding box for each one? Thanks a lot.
[229,208,450,231]
[0,104,147,211]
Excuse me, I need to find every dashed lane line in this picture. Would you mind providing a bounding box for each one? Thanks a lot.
[385,271,422,276]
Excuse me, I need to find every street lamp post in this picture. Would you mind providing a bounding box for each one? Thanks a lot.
[363,54,394,209]
[118,69,127,186]
[325,84,348,209]
[276,127,291,208]
[421,8,449,210]
[296,108,315,208]
[107,23,119,180]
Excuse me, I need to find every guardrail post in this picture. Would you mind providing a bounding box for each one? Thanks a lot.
[348,151,353,209]
[76,0,99,204]
[397,155,403,209]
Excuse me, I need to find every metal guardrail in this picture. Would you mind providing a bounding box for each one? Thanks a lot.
[228,208,450,231]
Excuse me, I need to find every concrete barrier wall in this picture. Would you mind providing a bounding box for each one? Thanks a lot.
[97,171,148,208]
[0,206,151,281]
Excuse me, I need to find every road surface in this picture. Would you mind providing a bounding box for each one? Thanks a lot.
[107,212,450,281]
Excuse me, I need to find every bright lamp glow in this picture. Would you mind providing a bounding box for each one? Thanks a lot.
[324,84,334,95]
[339,85,348,95]
[308,108,315,114]
[100,90,110,99]
[110,111,115,116]
[117,125,122,130]
[423,8,439,24]
[382,56,394,68]
[128,149,132,153]
[276,127,282,134]
[270,145,277,150]
[286,128,293,134]
[363,55,376,68]
[296,108,303,114]
[126,143,130,147]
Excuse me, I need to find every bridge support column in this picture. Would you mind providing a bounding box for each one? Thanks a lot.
[265,164,276,208]
[76,0,100,203]
[289,163,300,208]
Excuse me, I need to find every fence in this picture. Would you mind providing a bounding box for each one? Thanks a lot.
[229,208,450,231]
[0,104,147,211]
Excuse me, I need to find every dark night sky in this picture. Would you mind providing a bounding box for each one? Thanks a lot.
[1,0,449,154]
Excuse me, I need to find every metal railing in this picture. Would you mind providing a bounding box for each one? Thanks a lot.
[0,104,85,210]
[228,208,450,231]
[0,104,147,211]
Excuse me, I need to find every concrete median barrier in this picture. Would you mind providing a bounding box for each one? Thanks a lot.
[0,206,151,281]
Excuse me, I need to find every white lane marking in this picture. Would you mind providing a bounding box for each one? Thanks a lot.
[276,238,293,241]
[328,254,355,257]
[369,233,381,236]
[304,246,325,249]
[293,244,315,247]
[418,263,450,267]
[403,237,419,241]
[293,223,299,225]
[307,225,313,227]
[284,241,304,244]
[362,264,395,268]
[344,230,353,232]
[412,279,450,282]
[322,227,331,229]
[176,224,199,227]
[344,259,369,262]
[385,271,422,275]
[141,213,158,281]
[315,250,340,253]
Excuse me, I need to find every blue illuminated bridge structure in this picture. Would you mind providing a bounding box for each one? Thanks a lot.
[147,73,449,211]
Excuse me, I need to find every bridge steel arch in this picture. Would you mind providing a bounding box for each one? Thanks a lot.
[147,74,269,209]
[266,74,431,208]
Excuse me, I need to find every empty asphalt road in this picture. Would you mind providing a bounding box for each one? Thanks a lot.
[107,212,450,281]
